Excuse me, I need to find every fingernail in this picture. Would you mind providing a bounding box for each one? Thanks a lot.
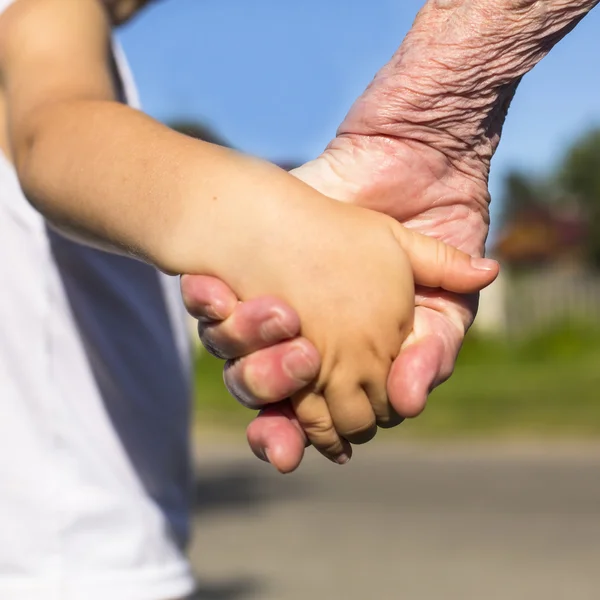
[282,345,318,384]
[336,453,351,465]
[260,310,295,342]
[470,257,497,271]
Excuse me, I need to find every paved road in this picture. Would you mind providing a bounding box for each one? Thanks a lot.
[189,440,600,600]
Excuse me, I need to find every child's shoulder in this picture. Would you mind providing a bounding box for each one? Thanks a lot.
[0,0,115,98]
[0,0,111,60]
[0,0,121,150]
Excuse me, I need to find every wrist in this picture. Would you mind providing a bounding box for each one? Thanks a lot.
[157,156,337,280]
[150,148,286,275]
[340,0,597,178]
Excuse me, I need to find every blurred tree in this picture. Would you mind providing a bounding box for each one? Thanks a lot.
[495,127,600,269]
[169,121,232,147]
[500,170,545,225]
[168,121,301,172]
[558,129,600,266]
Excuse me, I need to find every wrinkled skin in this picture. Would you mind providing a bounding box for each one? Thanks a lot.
[183,114,491,472]
[179,0,503,473]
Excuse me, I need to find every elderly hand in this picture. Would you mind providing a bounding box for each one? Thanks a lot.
[182,1,511,472]
[182,116,494,471]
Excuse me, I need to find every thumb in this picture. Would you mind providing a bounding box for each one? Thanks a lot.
[392,224,499,294]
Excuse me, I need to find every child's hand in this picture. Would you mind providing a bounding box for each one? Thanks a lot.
[291,209,497,463]
[168,162,495,464]
[200,189,496,464]
[279,204,415,463]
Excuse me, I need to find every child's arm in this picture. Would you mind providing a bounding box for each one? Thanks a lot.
[0,0,324,273]
[0,0,498,463]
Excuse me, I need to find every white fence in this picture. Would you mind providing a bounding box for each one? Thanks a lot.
[474,265,600,336]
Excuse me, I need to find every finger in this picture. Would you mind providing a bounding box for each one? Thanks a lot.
[199,296,301,359]
[246,402,308,474]
[224,340,320,409]
[386,334,444,418]
[180,275,239,321]
[325,384,378,445]
[387,297,471,418]
[291,390,352,465]
[360,377,404,430]
[391,225,500,294]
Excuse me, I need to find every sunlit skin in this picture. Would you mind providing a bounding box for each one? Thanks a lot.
[0,0,498,465]
[98,0,494,467]
[183,0,600,472]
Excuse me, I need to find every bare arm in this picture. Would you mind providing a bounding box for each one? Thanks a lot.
[0,0,325,275]
[343,0,599,182]
[181,0,599,472]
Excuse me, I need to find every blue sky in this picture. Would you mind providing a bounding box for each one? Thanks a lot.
[118,0,600,236]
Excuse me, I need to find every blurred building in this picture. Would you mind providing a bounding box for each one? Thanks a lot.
[475,203,600,336]
[494,204,587,270]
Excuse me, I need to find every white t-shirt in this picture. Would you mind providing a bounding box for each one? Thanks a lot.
[0,3,196,599]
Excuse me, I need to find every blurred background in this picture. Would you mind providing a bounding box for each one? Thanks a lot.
[118,2,600,598]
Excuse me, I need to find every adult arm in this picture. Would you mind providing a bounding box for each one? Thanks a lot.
[185,0,599,472]
[347,0,599,179]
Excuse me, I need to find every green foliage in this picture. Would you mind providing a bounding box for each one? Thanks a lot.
[559,129,600,202]
[407,350,600,437]
[499,170,551,226]
[458,320,600,364]
[515,320,600,362]
[558,128,600,266]
[409,321,600,437]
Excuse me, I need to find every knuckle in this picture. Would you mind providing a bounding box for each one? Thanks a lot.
[259,309,296,343]
[303,418,346,456]
[305,413,336,437]
[317,439,345,458]
[229,356,294,405]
